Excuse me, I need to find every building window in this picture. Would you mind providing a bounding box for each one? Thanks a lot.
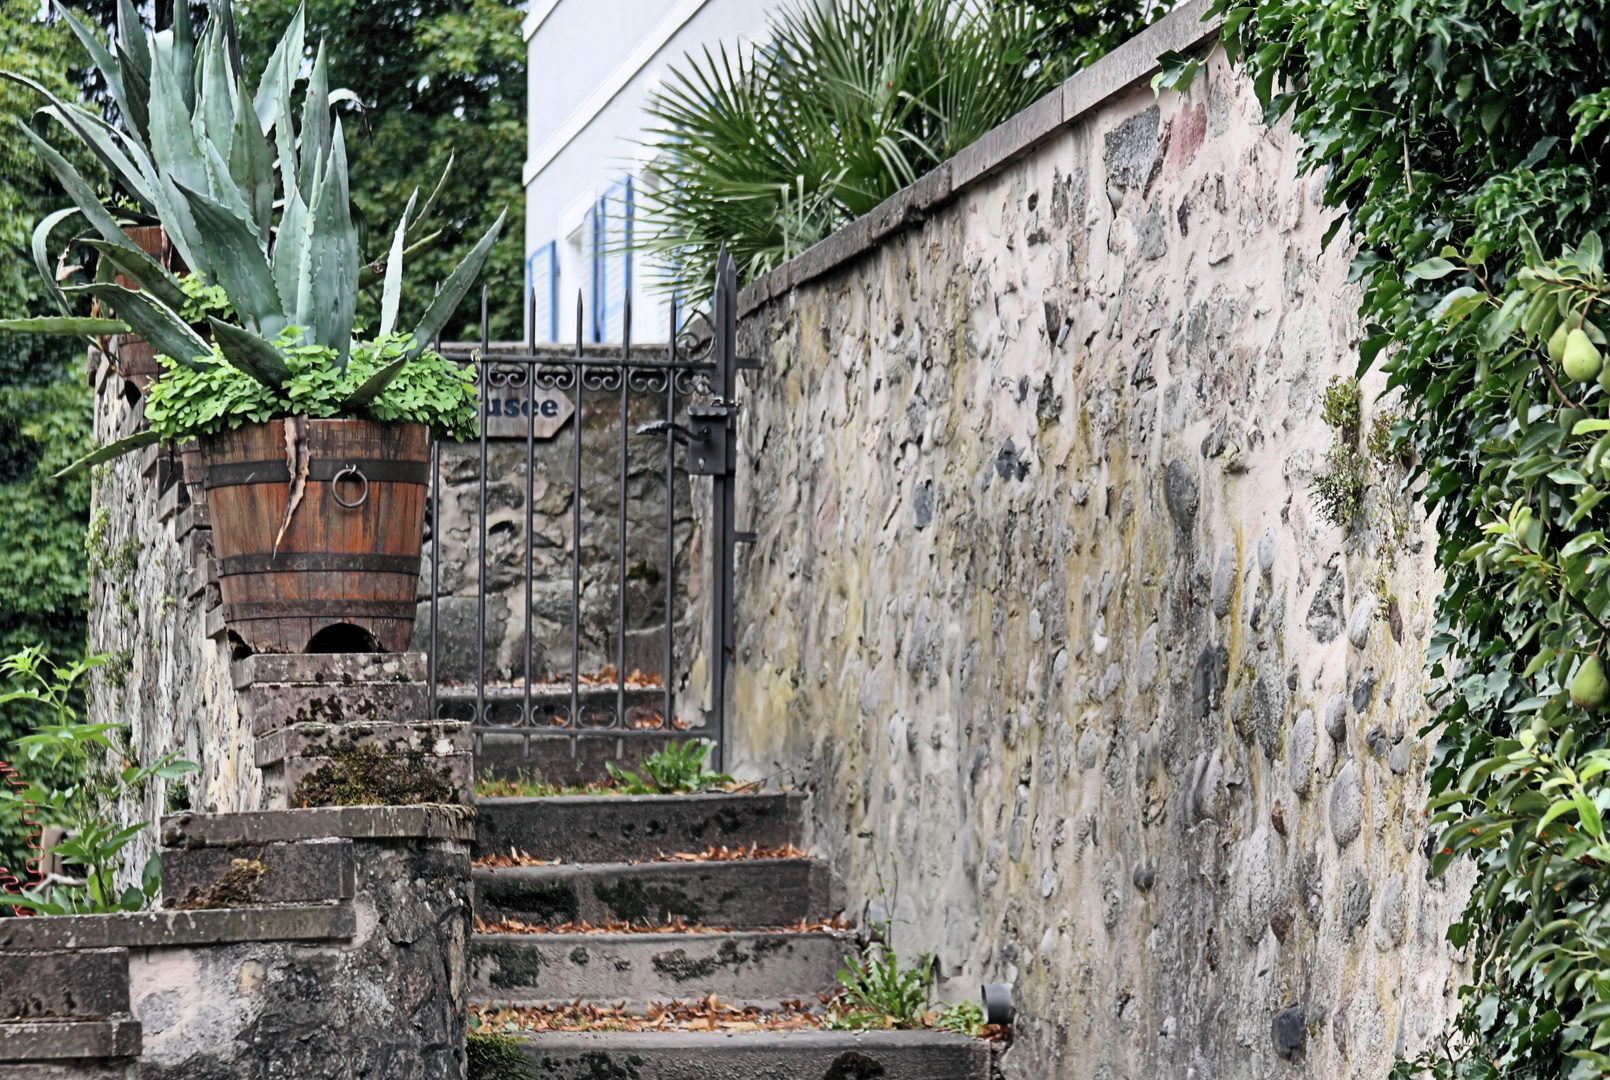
[589,176,634,343]
[527,241,558,343]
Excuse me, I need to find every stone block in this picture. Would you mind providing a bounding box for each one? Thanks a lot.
[0,905,355,951]
[161,806,476,847]
[244,681,429,735]
[473,857,828,928]
[475,791,806,863]
[0,950,128,1020]
[475,729,687,786]
[509,1030,992,1080]
[160,840,354,907]
[0,1020,141,1063]
[255,721,472,767]
[233,651,427,690]
[470,928,852,1009]
[268,751,472,809]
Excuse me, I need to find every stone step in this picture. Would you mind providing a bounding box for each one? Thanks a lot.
[506,1029,993,1079]
[474,859,830,929]
[470,929,853,1009]
[475,792,806,863]
[475,729,683,787]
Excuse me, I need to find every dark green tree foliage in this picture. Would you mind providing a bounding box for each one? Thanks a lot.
[1175,1,1610,1077]
[235,0,525,340]
[0,0,95,884]
[1006,0,1170,71]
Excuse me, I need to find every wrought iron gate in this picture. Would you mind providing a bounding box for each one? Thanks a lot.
[425,253,745,770]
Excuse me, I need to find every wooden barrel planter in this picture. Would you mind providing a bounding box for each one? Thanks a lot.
[201,419,430,654]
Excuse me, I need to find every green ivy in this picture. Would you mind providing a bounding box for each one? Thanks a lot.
[143,333,479,443]
[1170,0,1610,1077]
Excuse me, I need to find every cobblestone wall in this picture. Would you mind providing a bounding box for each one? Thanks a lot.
[733,30,1472,1080]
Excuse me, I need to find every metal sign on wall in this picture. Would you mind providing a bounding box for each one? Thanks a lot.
[482,388,575,439]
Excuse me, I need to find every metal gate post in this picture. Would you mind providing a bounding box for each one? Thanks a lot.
[708,250,738,770]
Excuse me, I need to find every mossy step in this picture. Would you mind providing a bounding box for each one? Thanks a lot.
[474,859,832,929]
[470,928,854,1009]
[508,1029,993,1080]
[475,792,806,864]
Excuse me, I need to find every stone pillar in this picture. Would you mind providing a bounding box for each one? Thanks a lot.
[1,805,473,1079]
[239,652,472,809]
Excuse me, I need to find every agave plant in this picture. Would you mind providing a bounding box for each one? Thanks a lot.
[0,0,503,468]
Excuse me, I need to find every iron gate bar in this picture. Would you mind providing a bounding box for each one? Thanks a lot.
[664,295,677,737]
[476,286,490,735]
[571,291,582,729]
[617,292,630,734]
[425,276,736,763]
[524,287,537,743]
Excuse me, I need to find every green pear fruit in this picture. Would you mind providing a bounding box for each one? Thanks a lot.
[1563,328,1603,382]
[1571,653,1610,711]
[1550,322,1571,364]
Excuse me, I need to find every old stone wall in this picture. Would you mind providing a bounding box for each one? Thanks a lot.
[731,16,1472,1080]
[86,354,254,869]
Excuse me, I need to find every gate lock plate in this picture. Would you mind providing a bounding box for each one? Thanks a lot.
[635,406,734,476]
[685,405,733,476]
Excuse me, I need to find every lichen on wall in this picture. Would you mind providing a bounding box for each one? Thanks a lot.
[85,360,255,889]
[733,47,1474,1080]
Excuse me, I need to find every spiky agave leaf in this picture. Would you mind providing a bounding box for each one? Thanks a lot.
[52,430,162,479]
[64,284,209,369]
[298,41,331,197]
[251,4,304,134]
[297,120,358,363]
[378,188,418,338]
[79,240,188,313]
[57,6,143,152]
[339,357,407,409]
[114,0,150,102]
[274,187,310,327]
[406,208,507,360]
[31,208,79,317]
[174,180,285,337]
[198,21,235,164]
[0,317,129,335]
[208,318,292,388]
[13,122,148,263]
[0,71,158,211]
[228,76,274,239]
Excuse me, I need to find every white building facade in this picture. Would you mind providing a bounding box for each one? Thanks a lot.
[523,0,777,345]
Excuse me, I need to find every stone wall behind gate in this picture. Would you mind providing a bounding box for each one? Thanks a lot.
[729,10,1474,1080]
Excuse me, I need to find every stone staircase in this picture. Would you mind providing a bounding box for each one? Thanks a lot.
[471,790,996,1079]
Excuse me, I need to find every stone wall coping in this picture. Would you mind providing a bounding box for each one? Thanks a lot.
[735,0,1221,318]
[232,651,427,690]
[160,805,476,847]
[0,903,354,952]
[474,790,803,809]
[0,1018,143,1063]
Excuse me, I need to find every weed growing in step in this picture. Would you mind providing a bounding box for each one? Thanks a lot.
[477,740,742,798]
[466,1031,538,1080]
[826,944,934,1029]
[605,739,732,794]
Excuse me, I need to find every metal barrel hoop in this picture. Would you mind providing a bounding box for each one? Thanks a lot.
[331,463,369,508]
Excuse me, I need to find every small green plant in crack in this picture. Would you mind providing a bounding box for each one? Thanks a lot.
[1312,376,1370,530]
[605,739,733,794]
[825,942,935,1030]
[932,999,986,1037]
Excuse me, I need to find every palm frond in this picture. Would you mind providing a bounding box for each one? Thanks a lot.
[635,0,1060,303]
